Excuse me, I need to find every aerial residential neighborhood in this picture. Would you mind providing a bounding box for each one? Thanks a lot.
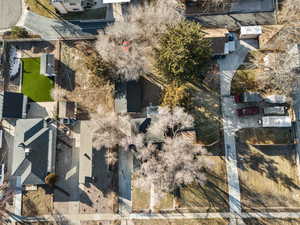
[0,0,300,225]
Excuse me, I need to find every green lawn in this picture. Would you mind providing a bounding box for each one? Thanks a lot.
[22,58,54,102]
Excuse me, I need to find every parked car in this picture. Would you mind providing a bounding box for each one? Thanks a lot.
[234,92,262,103]
[237,106,259,117]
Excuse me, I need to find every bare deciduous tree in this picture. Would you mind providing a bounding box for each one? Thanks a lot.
[91,106,132,150]
[96,0,183,80]
[147,106,194,138]
[278,0,300,23]
[137,136,210,192]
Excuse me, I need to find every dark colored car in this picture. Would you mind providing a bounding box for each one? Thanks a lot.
[234,94,242,103]
[237,106,260,117]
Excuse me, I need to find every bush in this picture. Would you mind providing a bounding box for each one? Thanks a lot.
[45,173,58,187]
[162,82,193,111]
[10,26,29,38]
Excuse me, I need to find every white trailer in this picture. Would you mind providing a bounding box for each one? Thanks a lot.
[263,106,287,115]
[259,116,292,127]
[240,26,262,39]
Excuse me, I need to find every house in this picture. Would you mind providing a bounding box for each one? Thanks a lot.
[115,77,162,115]
[0,91,28,120]
[52,0,130,14]
[52,0,85,14]
[40,54,56,77]
[203,28,235,56]
[10,119,56,186]
[185,0,277,29]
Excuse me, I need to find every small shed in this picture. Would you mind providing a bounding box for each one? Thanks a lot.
[58,101,77,119]
[240,26,262,39]
[40,54,55,77]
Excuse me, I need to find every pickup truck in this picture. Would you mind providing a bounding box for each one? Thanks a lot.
[234,92,262,103]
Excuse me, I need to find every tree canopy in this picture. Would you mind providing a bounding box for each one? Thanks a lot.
[154,20,212,83]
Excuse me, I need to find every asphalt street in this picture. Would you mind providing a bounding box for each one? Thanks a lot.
[0,0,22,30]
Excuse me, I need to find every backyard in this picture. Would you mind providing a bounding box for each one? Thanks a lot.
[22,57,54,102]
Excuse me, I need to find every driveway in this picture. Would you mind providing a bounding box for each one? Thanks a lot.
[0,0,22,30]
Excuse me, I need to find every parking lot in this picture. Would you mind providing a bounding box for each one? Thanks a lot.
[0,0,22,30]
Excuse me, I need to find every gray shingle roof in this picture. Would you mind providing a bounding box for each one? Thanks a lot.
[40,54,55,76]
[11,119,54,185]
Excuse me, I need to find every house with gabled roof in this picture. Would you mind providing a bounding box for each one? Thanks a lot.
[10,119,56,186]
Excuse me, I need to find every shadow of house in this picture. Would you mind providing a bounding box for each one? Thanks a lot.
[185,0,277,29]
[10,119,56,187]
[0,91,28,120]
[114,77,162,116]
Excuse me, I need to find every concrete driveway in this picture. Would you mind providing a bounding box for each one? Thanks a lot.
[0,0,22,30]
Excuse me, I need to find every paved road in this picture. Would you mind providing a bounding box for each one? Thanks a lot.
[0,0,22,30]
[23,11,93,40]
[12,211,300,223]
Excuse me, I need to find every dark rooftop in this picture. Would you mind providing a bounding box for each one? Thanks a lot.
[0,92,27,120]
[184,0,275,15]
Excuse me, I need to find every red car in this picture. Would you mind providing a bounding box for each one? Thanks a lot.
[237,106,259,117]
[234,94,242,103]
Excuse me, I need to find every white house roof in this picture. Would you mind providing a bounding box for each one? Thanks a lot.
[240,26,262,35]
[103,0,130,3]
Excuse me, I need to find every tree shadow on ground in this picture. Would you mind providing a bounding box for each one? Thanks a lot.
[237,142,300,191]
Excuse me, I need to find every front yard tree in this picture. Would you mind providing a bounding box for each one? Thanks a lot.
[154,20,212,83]
[136,106,211,192]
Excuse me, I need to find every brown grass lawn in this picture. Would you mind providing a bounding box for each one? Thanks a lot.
[81,221,121,225]
[25,0,57,19]
[132,174,151,212]
[237,128,293,145]
[22,186,53,216]
[188,74,222,154]
[177,156,228,212]
[59,41,114,118]
[237,143,300,212]
[133,219,229,225]
[243,218,300,225]
[132,173,174,212]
